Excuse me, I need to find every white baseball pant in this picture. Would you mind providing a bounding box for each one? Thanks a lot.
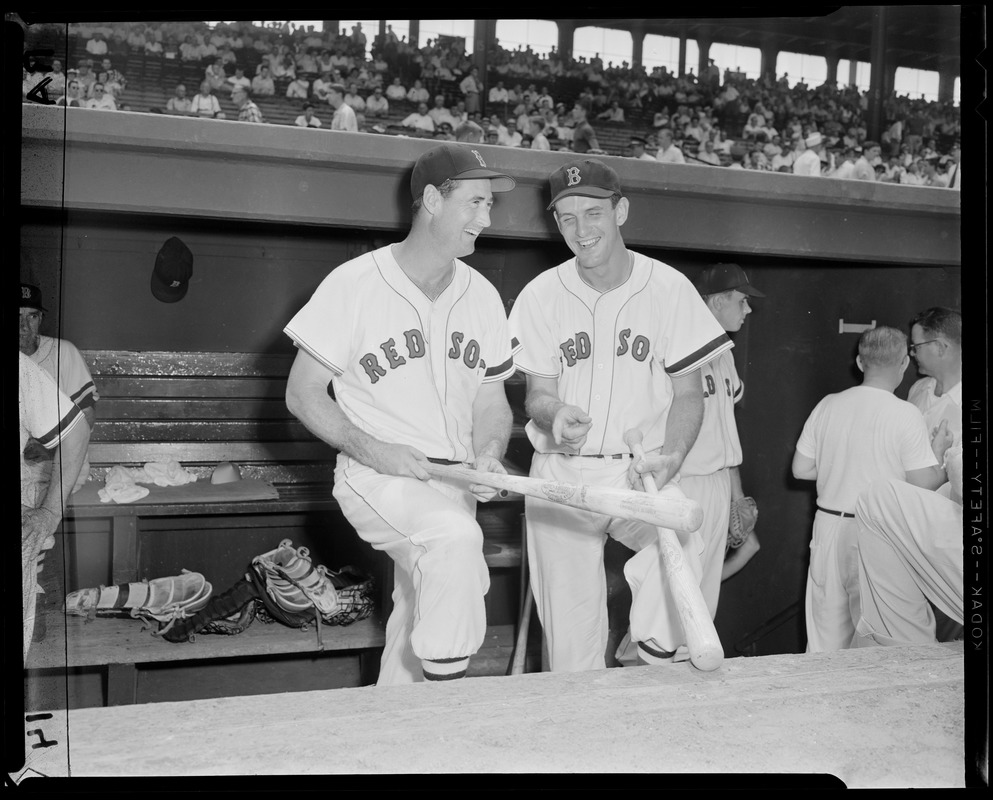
[804,511,861,652]
[333,457,489,685]
[853,478,963,647]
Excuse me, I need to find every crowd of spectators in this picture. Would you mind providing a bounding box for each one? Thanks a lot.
[22,20,961,187]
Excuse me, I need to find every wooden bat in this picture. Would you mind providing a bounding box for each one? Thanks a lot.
[623,429,724,672]
[423,463,704,533]
[508,583,533,676]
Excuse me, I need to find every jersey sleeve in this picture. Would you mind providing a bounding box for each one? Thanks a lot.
[480,280,520,384]
[21,354,85,449]
[508,278,562,379]
[282,269,355,375]
[658,272,733,376]
[60,340,99,409]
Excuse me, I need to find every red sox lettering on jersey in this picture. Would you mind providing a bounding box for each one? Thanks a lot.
[284,246,518,462]
[510,253,732,456]
[358,329,487,383]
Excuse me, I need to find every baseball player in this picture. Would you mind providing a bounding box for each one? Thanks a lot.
[792,326,947,652]
[853,444,963,648]
[20,353,90,662]
[509,158,732,672]
[284,143,519,685]
[680,264,765,611]
[20,283,99,496]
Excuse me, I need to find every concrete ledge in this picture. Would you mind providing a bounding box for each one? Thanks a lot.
[21,105,960,265]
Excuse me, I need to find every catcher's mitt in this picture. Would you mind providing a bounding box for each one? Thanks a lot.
[249,540,376,649]
[64,569,213,635]
[158,575,260,643]
[728,496,758,550]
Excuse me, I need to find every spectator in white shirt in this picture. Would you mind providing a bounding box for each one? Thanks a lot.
[530,117,551,151]
[294,102,323,128]
[190,80,223,118]
[252,65,275,97]
[85,82,117,111]
[286,75,310,100]
[365,86,389,117]
[407,79,429,105]
[655,128,686,164]
[695,138,722,166]
[401,102,435,133]
[225,67,252,95]
[385,77,407,102]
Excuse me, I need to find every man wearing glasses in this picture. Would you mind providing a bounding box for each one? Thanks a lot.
[907,308,963,477]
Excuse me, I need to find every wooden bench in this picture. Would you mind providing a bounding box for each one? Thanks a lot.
[34,349,527,703]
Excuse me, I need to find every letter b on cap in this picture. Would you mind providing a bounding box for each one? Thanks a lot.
[565,166,582,187]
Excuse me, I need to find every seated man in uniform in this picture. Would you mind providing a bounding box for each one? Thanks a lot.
[283,144,519,685]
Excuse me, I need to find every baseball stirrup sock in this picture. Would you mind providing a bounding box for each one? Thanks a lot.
[636,640,678,666]
[422,656,469,681]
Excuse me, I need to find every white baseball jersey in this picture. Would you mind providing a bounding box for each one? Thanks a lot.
[20,352,85,507]
[680,349,742,476]
[795,385,938,511]
[284,245,518,462]
[509,252,732,455]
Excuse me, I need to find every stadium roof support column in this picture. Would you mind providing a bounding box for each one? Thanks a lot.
[557,21,574,63]
[323,21,338,36]
[696,35,711,79]
[631,23,645,71]
[760,40,779,85]
[408,21,419,49]
[678,34,686,78]
[825,45,840,87]
[867,5,888,142]
[937,55,956,103]
[473,19,492,77]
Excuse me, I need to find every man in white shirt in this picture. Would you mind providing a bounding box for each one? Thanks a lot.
[295,102,323,128]
[85,82,117,110]
[695,138,722,166]
[328,83,358,132]
[428,94,454,128]
[529,117,551,151]
[792,132,824,177]
[498,118,523,147]
[655,128,685,164]
[629,135,656,161]
[852,141,880,181]
[401,102,436,133]
[386,77,407,102]
[365,86,390,118]
[407,79,429,105]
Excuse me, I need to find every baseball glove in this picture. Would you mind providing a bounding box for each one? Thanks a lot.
[64,569,213,635]
[728,496,758,550]
[158,575,260,643]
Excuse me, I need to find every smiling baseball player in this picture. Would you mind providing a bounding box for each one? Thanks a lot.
[509,158,732,671]
[284,143,519,685]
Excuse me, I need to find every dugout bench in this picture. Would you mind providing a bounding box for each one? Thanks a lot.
[26,349,529,705]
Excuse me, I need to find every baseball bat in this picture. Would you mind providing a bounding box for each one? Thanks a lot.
[508,583,533,676]
[623,429,724,672]
[423,463,703,533]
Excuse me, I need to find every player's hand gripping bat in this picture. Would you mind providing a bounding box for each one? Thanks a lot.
[423,462,703,533]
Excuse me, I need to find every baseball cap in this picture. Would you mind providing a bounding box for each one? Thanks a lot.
[151,236,194,303]
[805,132,823,148]
[410,143,516,200]
[547,159,622,210]
[694,263,765,298]
[20,283,46,311]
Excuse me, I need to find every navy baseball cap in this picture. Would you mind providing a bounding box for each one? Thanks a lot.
[547,159,622,210]
[20,283,46,311]
[695,263,765,298]
[410,144,516,200]
[151,237,194,303]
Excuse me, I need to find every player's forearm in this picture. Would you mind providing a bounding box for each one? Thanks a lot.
[659,386,703,472]
[286,381,385,467]
[472,395,513,462]
[524,387,565,434]
[729,465,744,500]
[38,418,90,522]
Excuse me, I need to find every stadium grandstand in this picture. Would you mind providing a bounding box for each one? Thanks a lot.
[20,13,964,185]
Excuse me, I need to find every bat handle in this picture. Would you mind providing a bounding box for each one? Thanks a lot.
[625,435,658,496]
